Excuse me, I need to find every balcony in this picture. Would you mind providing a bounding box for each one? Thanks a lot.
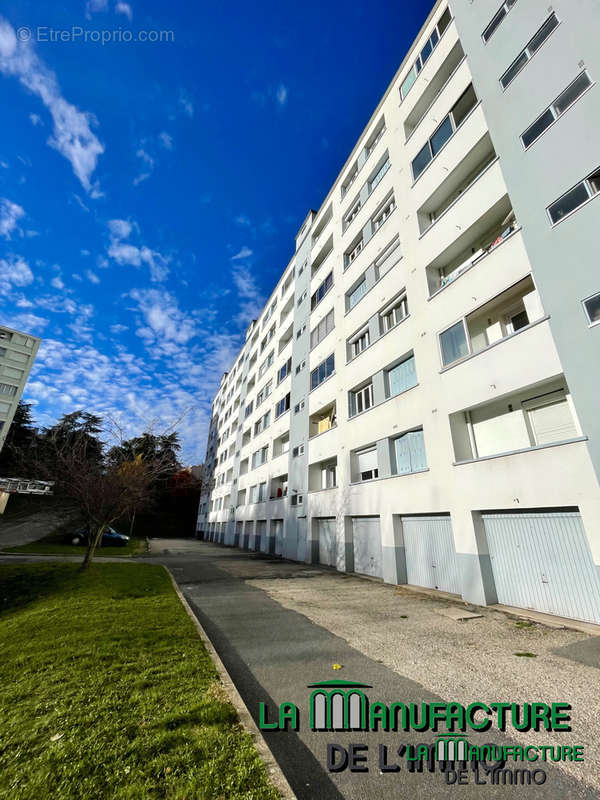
[311,205,333,248]
[417,134,496,235]
[309,401,337,439]
[312,234,333,277]
[279,295,294,328]
[440,276,545,370]
[450,378,582,463]
[278,322,293,355]
[404,40,465,141]
[308,457,338,493]
[426,197,516,296]
[270,472,288,500]
[417,155,507,268]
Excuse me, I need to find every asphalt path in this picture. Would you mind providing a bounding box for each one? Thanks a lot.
[150,539,595,800]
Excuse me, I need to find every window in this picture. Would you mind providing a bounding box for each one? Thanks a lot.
[411,84,477,179]
[311,271,333,310]
[252,446,268,469]
[258,482,267,502]
[290,493,304,506]
[522,72,592,148]
[547,167,600,224]
[500,13,559,89]
[348,278,367,309]
[440,321,469,366]
[373,196,395,231]
[355,447,378,481]
[259,351,273,378]
[341,166,358,198]
[0,383,17,396]
[344,199,362,229]
[244,401,253,418]
[275,393,290,418]
[295,359,306,375]
[292,444,305,457]
[0,330,13,341]
[350,383,373,416]
[296,322,306,339]
[297,289,307,306]
[583,292,600,326]
[310,309,334,349]
[386,354,417,398]
[310,354,335,390]
[368,156,391,193]
[277,357,292,384]
[294,400,305,414]
[380,294,408,332]
[349,328,369,358]
[394,429,427,475]
[482,0,517,43]
[399,7,451,100]
[344,237,364,268]
[254,412,270,436]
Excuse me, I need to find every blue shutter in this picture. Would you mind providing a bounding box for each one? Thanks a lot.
[388,356,416,397]
[408,430,427,472]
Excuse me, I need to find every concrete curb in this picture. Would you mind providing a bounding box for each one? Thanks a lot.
[163,565,297,800]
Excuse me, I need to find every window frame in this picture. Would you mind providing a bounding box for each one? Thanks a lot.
[521,71,593,150]
[582,291,600,327]
[547,166,600,226]
[500,13,559,90]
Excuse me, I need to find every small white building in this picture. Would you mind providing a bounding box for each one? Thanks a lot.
[0,325,40,453]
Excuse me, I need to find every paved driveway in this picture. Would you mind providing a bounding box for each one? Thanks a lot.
[149,538,598,800]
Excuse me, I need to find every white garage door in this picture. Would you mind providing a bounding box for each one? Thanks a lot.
[402,515,461,594]
[272,519,283,555]
[317,518,336,567]
[352,516,383,578]
[483,511,600,623]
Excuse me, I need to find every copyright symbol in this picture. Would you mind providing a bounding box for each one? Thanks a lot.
[17,26,32,42]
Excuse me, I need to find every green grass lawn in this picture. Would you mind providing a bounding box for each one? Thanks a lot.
[2,531,147,557]
[0,563,280,800]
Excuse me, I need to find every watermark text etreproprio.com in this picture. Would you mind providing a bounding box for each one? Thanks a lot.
[16,26,175,45]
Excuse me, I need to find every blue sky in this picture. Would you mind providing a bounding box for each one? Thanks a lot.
[0,0,430,463]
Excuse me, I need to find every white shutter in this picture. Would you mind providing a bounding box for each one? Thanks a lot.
[527,399,577,445]
[356,448,378,474]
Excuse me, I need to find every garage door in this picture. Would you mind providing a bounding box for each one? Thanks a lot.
[256,520,267,552]
[272,519,283,555]
[402,515,461,594]
[352,516,383,578]
[235,521,243,548]
[317,518,336,567]
[243,522,251,550]
[483,511,600,623]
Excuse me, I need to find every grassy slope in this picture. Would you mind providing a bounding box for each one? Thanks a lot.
[3,533,147,557]
[0,563,279,800]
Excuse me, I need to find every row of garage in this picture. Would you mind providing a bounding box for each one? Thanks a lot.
[315,510,600,624]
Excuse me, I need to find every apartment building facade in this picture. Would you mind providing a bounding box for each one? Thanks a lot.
[197,0,600,625]
[0,325,40,454]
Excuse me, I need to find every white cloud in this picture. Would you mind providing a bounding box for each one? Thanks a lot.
[159,131,173,150]
[235,214,251,227]
[0,197,25,239]
[51,276,65,289]
[85,0,108,17]
[115,2,133,21]
[133,146,154,185]
[29,112,42,126]
[178,88,194,117]
[231,245,253,260]
[276,83,288,106]
[130,288,198,344]
[0,17,104,193]
[0,255,34,291]
[106,218,170,282]
[110,323,128,334]
[86,269,100,284]
[231,263,265,327]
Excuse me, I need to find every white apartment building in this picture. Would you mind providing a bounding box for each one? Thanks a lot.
[0,325,40,454]
[198,0,600,625]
